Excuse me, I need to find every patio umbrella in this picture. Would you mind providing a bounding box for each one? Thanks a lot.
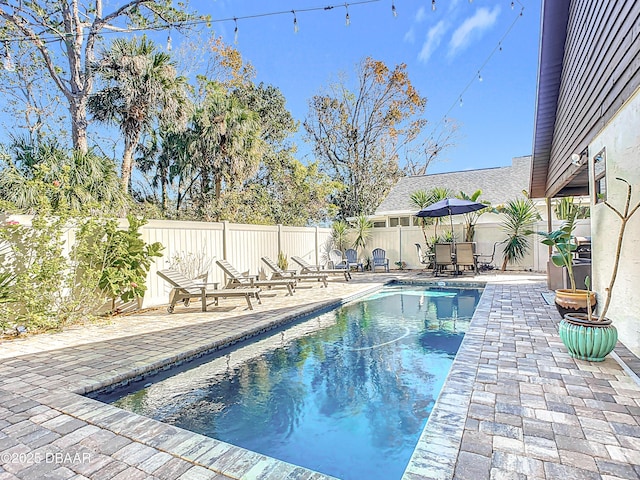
[415,198,486,247]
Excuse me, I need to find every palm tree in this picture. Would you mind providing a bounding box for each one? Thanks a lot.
[457,189,492,242]
[410,187,453,244]
[88,37,189,193]
[0,138,127,214]
[331,220,350,251]
[498,197,541,271]
[351,215,372,255]
[188,82,263,220]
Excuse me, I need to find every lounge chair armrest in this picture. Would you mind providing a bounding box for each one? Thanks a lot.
[240,276,256,287]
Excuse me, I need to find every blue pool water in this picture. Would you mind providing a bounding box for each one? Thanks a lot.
[106,284,482,479]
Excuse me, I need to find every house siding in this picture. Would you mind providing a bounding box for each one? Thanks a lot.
[588,87,640,358]
[546,0,640,197]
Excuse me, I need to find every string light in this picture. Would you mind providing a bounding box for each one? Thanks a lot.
[166,33,172,51]
[425,0,525,144]
[511,1,515,9]
[1,0,382,46]
[292,10,299,33]
[3,42,14,72]
[345,4,351,26]
[233,18,238,44]
[391,1,397,17]
[432,0,436,12]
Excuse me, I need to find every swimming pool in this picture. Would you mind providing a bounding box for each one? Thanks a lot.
[103,283,482,479]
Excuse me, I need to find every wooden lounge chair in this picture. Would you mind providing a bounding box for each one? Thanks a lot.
[371,248,390,272]
[290,256,351,281]
[157,269,261,312]
[216,259,296,296]
[261,257,328,287]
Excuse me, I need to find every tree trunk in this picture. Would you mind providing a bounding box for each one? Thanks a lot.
[120,139,136,192]
[70,97,89,153]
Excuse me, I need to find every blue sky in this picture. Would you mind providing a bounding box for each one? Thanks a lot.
[186,0,540,175]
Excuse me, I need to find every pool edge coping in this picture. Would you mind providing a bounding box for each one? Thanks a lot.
[84,279,485,480]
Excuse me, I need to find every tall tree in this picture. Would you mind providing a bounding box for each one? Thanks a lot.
[88,37,189,191]
[0,40,64,143]
[304,57,427,218]
[0,0,193,152]
[187,81,263,221]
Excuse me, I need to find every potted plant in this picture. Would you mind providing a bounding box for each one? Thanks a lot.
[558,178,640,362]
[538,223,596,318]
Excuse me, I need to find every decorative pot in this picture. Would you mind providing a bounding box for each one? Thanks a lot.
[558,313,618,362]
[554,289,597,318]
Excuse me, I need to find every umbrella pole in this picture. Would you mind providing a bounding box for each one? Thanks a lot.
[449,208,455,249]
[449,208,457,275]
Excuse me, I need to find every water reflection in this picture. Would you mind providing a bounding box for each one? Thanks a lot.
[111,285,481,480]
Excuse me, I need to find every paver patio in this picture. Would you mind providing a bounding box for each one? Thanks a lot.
[0,271,639,480]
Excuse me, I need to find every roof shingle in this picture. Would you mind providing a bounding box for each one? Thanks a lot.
[375,156,531,215]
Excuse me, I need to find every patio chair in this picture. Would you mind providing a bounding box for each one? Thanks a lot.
[329,249,349,270]
[433,243,455,277]
[415,243,432,270]
[455,242,478,274]
[157,269,261,312]
[290,256,351,281]
[371,248,390,272]
[344,248,364,272]
[216,260,296,296]
[261,256,328,287]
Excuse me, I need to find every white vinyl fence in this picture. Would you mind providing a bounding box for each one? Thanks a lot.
[365,218,591,273]
[1,215,333,309]
[144,220,332,307]
[2,214,590,309]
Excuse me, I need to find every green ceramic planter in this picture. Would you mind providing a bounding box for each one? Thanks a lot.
[558,314,618,362]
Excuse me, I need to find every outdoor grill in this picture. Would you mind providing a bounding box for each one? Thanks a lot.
[574,236,591,260]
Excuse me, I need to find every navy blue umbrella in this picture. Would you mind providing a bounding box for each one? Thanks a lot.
[415,198,486,246]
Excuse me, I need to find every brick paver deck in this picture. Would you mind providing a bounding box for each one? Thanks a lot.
[0,272,638,480]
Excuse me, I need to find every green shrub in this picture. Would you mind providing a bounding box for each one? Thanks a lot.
[91,215,164,311]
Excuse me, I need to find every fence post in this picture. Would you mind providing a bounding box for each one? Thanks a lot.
[277,224,282,255]
[315,226,319,265]
[222,221,229,261]
[398,225,403,263]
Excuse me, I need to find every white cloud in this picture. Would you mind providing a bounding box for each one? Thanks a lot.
[448,6,501,57]
[415,7,426,22]
[404,27,416,43]
[418,21,448,64]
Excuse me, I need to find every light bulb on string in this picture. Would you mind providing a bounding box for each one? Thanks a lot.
[432,0,436,12]
[459,97,463,107]
[233,18,239,44]
[3,42,14,72]
[478,71,482,82]
[510,1,515,9]
[345,4,350,26]
[166,33,172,51]
[292,11,299,33]
[391,2,397,17]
